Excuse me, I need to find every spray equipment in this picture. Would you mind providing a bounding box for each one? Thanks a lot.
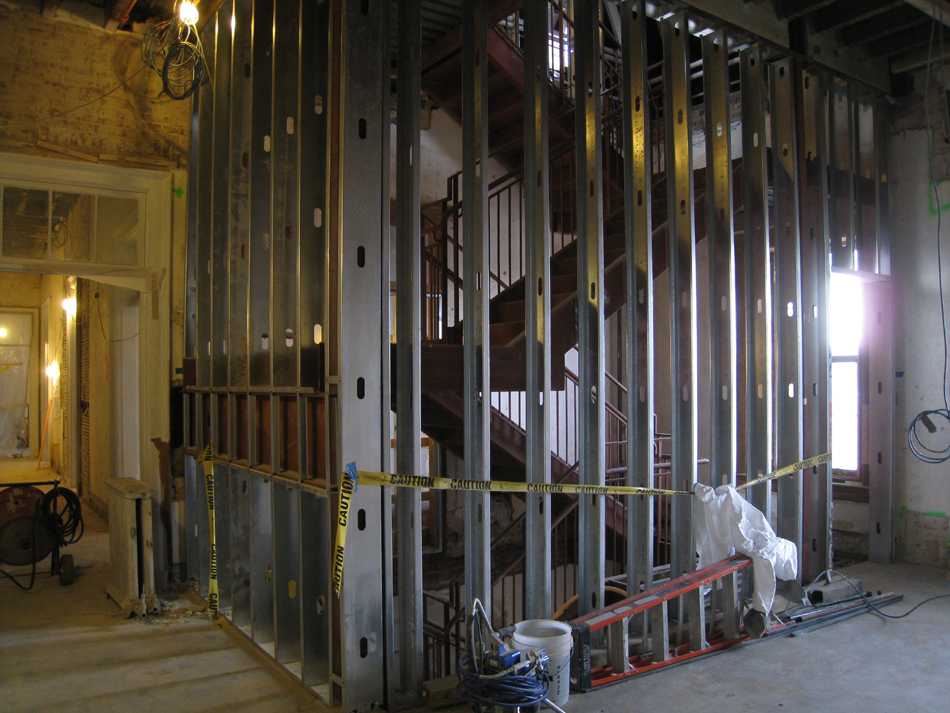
[456,598,559,712]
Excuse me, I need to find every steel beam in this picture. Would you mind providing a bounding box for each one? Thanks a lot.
[522,0,552,621]
[576,0,606,616]
[395,0,424,697]
[462,0,492,617]
[248,0,274,390]
[771,57,804,573]
[740,45,772,518]
[663,13,697,580]
[622,0,655,596]
[703,28,736,488]
[798,68,833,581]
[331,0,390,707]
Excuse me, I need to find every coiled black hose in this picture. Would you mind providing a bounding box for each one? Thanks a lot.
[0,486,83,591]
[39,486,84,548]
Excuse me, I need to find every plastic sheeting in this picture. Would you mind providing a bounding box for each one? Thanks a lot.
[694,483,797,615]
[0,312,32,458]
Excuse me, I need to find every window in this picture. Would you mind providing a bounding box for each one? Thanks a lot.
[830,272,863,479]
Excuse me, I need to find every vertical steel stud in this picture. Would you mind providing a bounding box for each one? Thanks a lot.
[663,13,697,580]
[211,6,232,388]
[740,45,772,518]
[771,57,804,571]
[462,0,492,616]
[396,0,424,698]
[195,24,215,389]
[271,0,300,389]
[703,29,736,488]
[622,0,654,596]
[331,0,389,708]
[248,0,274,390]
[523,0,553,621]
[798,69,833,580]
[576,0,606,617]
[229,0,252,392]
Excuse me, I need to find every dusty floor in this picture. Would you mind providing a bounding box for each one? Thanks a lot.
[2,494,948,713]
[0,504,328,713]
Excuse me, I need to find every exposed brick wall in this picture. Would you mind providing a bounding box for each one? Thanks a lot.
[0,5,191,170]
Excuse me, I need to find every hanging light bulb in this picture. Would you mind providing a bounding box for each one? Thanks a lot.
[179,1,199,26]
[62,297,77,318]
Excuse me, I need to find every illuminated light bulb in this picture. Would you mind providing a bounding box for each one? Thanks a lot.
[62,297,77,318]
[46,362,60,383]
[179,1,199,26]
[0,327,6,337]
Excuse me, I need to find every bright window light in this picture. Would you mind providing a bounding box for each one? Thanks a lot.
[830,273,863,357]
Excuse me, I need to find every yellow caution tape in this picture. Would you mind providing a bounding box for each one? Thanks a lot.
[352,470,692,497]
[330,453,829,594]
[736,452,832,491]
[333,462,358,598]
[199,443,219,616]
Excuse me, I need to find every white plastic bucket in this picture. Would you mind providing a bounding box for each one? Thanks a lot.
[512,619,573,706]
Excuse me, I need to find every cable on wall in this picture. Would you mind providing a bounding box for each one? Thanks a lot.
[908,2,950,464]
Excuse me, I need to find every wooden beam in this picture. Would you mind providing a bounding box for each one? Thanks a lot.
[104,0,137,32]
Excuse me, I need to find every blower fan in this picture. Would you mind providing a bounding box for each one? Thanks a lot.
[0,481,83,589]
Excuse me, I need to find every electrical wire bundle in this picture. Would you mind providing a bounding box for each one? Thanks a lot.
[141,11,206,101]
[807,570,950,619]
[909,5,950,464]
[39,486,84,549]
[456,600,550,713]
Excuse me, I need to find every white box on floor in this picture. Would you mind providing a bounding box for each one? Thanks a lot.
[105,477,160,617]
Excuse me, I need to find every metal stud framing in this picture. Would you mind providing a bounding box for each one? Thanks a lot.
[395,0,424,698]
[622,0,655,597]
[332,0,390,707]
[462,0,491,617]
[703,28,736,488]
[663,12,697,581]
[211,7,232,390]
[798,68,833,580]
[178,1,893,700]
[740,44,772,517]
[771,57,804,568]
[523,0,553,622]
[181,0,379,707]
[575,0,607,617]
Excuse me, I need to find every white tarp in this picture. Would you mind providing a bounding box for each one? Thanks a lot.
[694,482,798,615]
[0,312,32,458]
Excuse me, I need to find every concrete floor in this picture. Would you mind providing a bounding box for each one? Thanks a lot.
[2,500,948,713]
[0,505,328,713]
